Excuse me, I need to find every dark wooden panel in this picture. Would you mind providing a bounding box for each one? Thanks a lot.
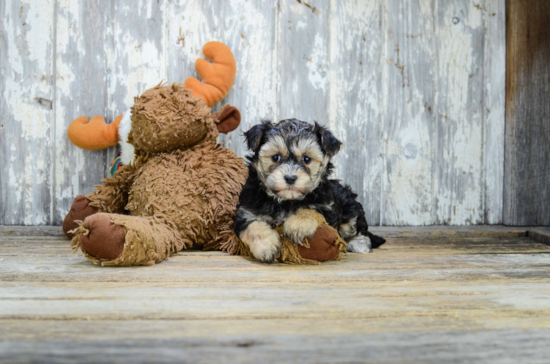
[504,0,550,225]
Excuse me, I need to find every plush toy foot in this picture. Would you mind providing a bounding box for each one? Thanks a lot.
[79,214,126,260]
[63,195,99,239]
[297,225,340,262]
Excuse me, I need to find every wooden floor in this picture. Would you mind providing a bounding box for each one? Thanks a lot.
[1,227,550,363]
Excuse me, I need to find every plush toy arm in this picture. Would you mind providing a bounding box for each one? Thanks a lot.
[86,164,136,213]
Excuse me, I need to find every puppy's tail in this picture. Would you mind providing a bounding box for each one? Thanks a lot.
[365,231,386,249]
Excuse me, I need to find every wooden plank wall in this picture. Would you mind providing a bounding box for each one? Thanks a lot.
[0,0,506,226]
[504,0,550,226]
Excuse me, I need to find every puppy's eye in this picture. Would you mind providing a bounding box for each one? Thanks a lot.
[302,156,311,165]
[272,154,281,163]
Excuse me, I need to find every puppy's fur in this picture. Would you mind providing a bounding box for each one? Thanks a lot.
[234,119,386,263]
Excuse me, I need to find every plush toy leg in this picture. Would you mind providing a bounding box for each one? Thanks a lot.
[277,223,346,265]
[62,195,98,239]
[77,214,126,260]
[296,225,340,262]
[71,213,189,266]
[278,209,347,264]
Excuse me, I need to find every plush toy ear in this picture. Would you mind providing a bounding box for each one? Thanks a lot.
[314,122,342,157]
[244,121,272,152]
[214,105,241,134]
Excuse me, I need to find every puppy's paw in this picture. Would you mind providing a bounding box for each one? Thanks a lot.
[346,234,372,254]
[284,212,319,246]
[240,221,281,263]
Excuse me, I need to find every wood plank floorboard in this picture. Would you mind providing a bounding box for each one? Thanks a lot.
[1,229,549,363]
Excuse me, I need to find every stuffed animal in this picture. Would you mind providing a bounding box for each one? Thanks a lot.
[63,41,345,266]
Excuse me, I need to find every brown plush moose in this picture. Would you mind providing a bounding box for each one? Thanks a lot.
[63,42,345,266]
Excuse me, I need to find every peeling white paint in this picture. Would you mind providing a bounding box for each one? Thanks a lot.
[1,0,53,225]
[306,34,328,92]
[119,38,162,106]
[483,0,506,224]
[1,0,506,226]
[328,0,383,225]
[24,1,51,70]
[435,1,484,225]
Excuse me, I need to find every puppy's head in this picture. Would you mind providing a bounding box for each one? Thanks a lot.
[244,119,342,201]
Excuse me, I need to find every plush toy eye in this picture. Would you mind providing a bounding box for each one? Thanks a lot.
[302,156,311,165]
[272,154,281,163]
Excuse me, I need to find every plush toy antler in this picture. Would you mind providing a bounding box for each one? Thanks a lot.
[184,41,237,107]
[67,115,123,150]
[67,41,237,150]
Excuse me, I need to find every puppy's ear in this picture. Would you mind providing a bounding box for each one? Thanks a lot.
[314,122,342,157]
[244,121,272,152]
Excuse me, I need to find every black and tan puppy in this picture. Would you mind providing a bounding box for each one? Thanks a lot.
[234,119,385,263]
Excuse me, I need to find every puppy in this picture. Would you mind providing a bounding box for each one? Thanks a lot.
[234,119,386,263]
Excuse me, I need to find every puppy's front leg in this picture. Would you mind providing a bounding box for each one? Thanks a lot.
[283,209,319,246]
[240,221,281,263]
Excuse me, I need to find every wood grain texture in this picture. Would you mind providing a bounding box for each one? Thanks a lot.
[1,325,549,364]
[0,0,54,225]
[1,236,549,283]
[1,0,507,226]
[108,0,166,136]
[278,0,329,124]
[434,0,486,225]
[382,0,436,225]
[1,232,550,363]
[504,0,550,226]
[52,0,114,225]
[329,0,383,225]
[484,0,506,224]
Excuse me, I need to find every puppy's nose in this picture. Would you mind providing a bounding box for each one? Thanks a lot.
[284,175,298,185]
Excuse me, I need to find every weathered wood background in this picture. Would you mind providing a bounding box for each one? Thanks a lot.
[0,0,506,226]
